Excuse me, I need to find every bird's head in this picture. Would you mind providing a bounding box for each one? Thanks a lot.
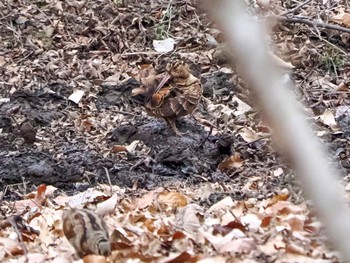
[166,60,190,79]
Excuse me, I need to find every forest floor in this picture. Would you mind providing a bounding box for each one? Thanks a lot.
[1,0,350,262]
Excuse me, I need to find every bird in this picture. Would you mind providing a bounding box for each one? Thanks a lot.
[62,208,111,258]
[132,59,202,135]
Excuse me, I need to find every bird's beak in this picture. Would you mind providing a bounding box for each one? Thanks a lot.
[155,73,171,93]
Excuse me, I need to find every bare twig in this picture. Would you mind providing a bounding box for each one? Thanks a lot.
[103,167,113,195]
[122,51,164,56]
[279,0,312,16]
[275,15,350,34]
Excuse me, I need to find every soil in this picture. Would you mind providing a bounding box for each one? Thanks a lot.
[0,68,286,203]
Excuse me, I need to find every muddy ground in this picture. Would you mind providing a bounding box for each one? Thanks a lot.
[0,67,288,204]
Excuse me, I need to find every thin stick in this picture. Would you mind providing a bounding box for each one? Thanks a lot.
[279,0,312,16]
[122,51,164,56]
[103,167,113,195]
[275,15,350,34]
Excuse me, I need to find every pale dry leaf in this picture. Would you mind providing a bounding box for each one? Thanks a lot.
[153,38,176,52]
[240,214,261,232]
[318,77,338,90]
[44,26,54,37]
[197,256,227,263]
[176,204,204,235]
[0,98,10,104]
[232,96,252,116]
[218,67,233,74]
[273,168,284,176]
[221,210,235,225]
[269,52,295,70]
[137,188,164,209]
[208,196,234,212]
[238,127,260,143]
[0,56,6,67]
[220,237,256,254]
[102,73,122,87]
[200,228,255,254]
[95,195,119,216]
[67,188,108,207]
[319,109,339,131]
[336,82,348,91]
[53,195,73,206]
[68,89,85,104]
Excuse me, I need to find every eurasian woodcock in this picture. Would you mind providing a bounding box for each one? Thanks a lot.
[132,59,202,135]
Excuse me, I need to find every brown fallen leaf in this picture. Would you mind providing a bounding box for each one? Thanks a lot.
[0,237,24,256]
[218,152,244,171]
[83,254,109,263]
[157,191,188,210]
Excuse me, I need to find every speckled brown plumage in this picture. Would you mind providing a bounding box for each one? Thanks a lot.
[132,60,202,135]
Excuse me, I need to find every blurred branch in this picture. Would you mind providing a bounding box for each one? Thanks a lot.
[202,0,350,261]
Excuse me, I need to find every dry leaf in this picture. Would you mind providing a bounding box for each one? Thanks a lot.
[176,204,204,235]
[95,195,119,216]
[240,214,261,232]
[137,188,164,209]
[83,254,109,263]
[319,109,339,131]
[157,191,188,209]
[68,89,85,104]
[111,140,140,154]
[238,127,261,143]
[218,152,244,171]
[269,52,295,70]
[0,237,24,256]
[197,256,227,263]
[208,196,234,212]
[330,12,350,27]
[153,38,176,52]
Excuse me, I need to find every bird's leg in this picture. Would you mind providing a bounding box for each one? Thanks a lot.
[165,118,186,136]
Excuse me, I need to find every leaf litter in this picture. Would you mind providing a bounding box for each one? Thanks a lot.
[0,0,350,262]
